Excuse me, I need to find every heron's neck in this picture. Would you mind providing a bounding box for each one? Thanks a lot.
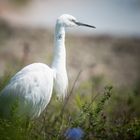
[52,25,66,71]
[51,24,68,98]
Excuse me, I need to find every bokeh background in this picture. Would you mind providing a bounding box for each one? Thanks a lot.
[0,0,140,139]
[0,0,140,88]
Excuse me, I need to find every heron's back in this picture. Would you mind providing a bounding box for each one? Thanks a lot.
[0,63,54,119]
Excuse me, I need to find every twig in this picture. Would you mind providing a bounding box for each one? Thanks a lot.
[51,70,82,133]
[60,70,82,116]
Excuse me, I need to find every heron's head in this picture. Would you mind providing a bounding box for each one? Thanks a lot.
[57,14,96,28]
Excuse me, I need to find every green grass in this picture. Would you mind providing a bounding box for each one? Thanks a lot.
[0,71,140,140]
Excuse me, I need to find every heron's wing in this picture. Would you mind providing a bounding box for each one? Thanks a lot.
[0,63,54,118]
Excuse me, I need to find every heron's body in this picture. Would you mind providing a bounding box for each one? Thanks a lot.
[0,14,95,119]
[0,63,54,118]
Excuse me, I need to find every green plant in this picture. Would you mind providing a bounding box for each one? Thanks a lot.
[0,71,140,140]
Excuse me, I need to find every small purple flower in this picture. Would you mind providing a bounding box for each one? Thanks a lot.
[64,127,84,140]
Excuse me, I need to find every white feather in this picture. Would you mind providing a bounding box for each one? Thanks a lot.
[0,14,95,119]
[0,63,54,118]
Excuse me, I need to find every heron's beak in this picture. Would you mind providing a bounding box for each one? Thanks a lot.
[75,21,96,28]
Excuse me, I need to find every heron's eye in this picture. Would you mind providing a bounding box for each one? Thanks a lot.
[70,19,76,23]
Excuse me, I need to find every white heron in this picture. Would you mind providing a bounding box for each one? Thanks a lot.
[0,14,95,119]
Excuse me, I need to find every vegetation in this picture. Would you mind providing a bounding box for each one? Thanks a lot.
[0,70,140,140]
[0,19,140,140]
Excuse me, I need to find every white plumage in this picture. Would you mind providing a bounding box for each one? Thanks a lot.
[0,14,95,119]
[0,63,53,118]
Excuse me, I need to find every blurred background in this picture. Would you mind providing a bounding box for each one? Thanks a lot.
[0,1,140,139]
[0,0,140,89]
